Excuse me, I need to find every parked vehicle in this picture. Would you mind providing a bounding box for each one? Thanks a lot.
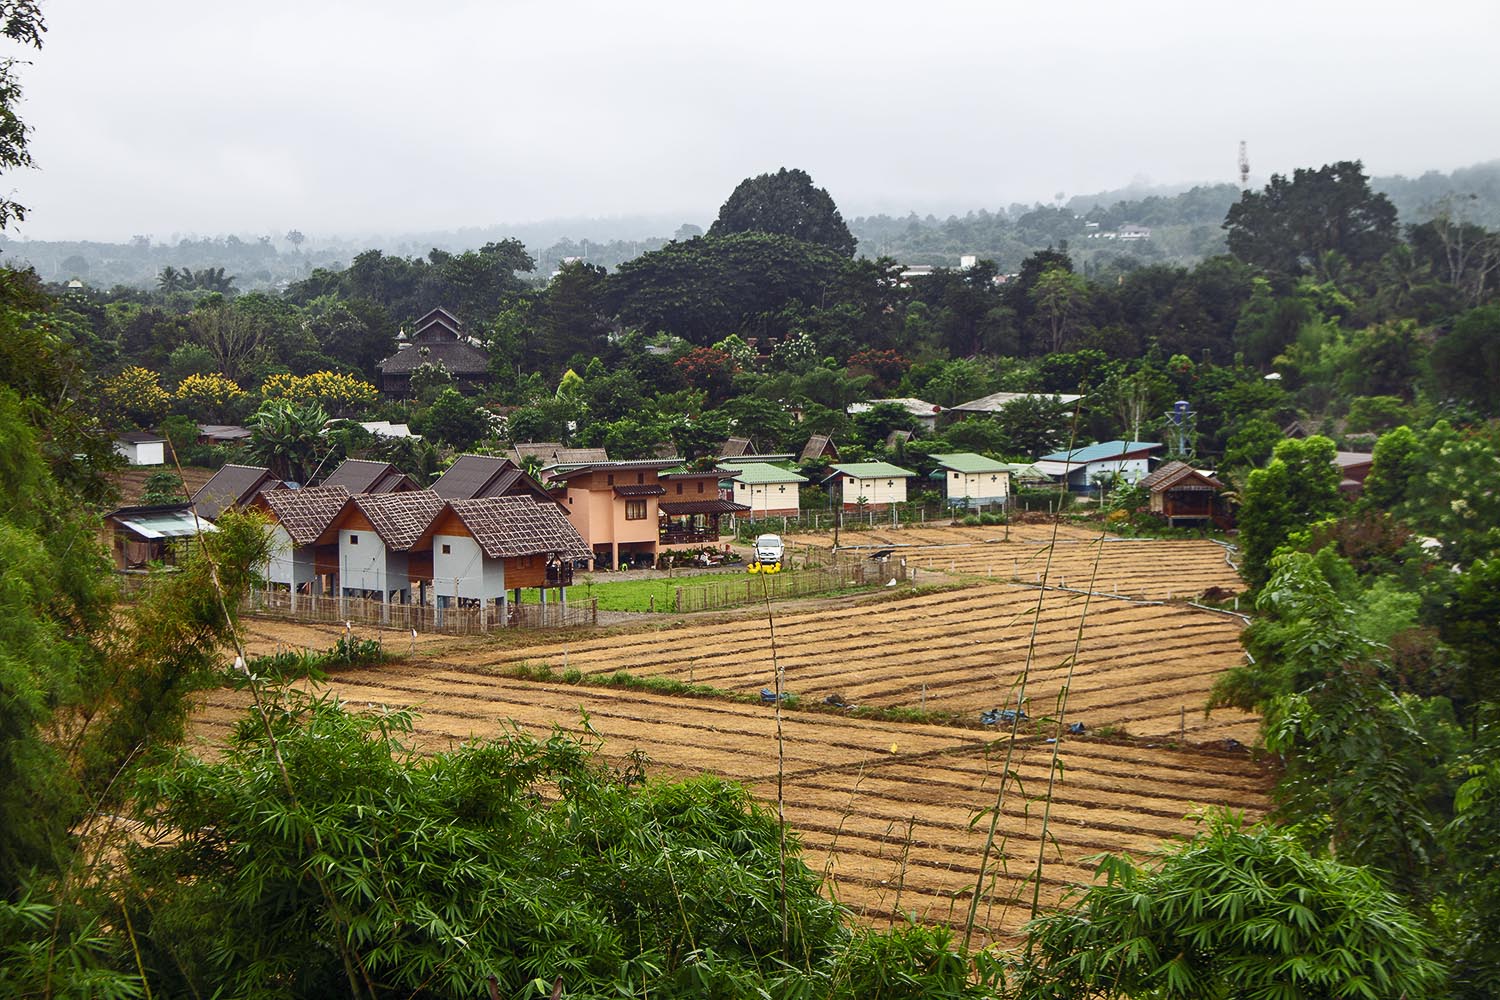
[753,533,785,567]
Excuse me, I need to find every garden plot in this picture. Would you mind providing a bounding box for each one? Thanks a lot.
[786,524,1243,601]
[193,668,1271,941]
[448,583,1258,744]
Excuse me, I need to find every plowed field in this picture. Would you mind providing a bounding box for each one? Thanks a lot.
[785,524,1243,602]
[446,583,1257,744]
[194,669,1272,940]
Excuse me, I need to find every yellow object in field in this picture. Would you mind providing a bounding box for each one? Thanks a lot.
[747,562,761,574]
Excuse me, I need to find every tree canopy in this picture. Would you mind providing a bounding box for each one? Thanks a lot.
[1225,160,1399,274]
[708,167,858,258]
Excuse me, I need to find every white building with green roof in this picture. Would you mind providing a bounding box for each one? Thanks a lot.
[717,461,808,518]
[823,461,917,511]
[929,453,1011,507]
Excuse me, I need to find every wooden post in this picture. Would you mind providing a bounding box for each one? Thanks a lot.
[1179,705,1186,744]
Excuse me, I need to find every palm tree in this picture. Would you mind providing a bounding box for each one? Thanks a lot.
[246,399,329,484]
[156,266,186,293]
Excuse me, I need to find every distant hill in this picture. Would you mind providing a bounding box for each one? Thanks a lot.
[5,162,1497,290]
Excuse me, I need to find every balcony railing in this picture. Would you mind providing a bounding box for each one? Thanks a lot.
[660,527,719,544]
[545,565,575,587]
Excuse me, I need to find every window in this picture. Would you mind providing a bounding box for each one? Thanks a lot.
[676,482,683,494]
[349,534,359,545]
[606,473,614,485]
[625,499,647,520]
[636,472,644,484]
[697,481,705,494]
[441,543,451,554]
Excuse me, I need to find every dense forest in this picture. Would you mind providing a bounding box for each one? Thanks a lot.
[5,1,1500,991]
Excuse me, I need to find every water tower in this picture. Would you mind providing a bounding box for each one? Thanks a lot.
[1163,399,1197,459]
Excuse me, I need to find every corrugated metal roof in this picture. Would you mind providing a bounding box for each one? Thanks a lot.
[948,390,1083,412]
[433,454,513,499]
[108,506,217,539]
[660,499,750,515]
[827,462,917,479]
[613,484,667,497]
[192,464,279,520]
[929,453,1011,474]
[322,459,417,494]
[1038,441,1161,464]
[720,462,807,484]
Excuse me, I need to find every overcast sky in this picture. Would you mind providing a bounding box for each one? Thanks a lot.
[7,0,1499,242]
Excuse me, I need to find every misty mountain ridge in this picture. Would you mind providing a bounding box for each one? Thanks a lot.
[5,160,1497,292]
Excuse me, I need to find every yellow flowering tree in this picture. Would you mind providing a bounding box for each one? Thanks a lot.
[101,366,171,427]
[260,371,377,417]
[175,372,248,422]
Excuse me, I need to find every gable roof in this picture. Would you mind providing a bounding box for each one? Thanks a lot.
[320,459,418,494]
[197,423,253,442]
[259,485,351,545]
[1038,441,1162,464]
[948,390,1084,413]
[1138,460,1224,493]
[800,434,839,463]
[432,496,592,561]
[192,464,281,520]
[106,504,216,540]
[826,462,917,479]
[116,431,165,444]
[719,462,807,485]
[884,429,914,449]
[433,454,553,502]
[409,307,463,342]
[510,442,610,466]
[338,490,446,551]
[930,453,1011,474]
[548,459,682,482]
[721,436,755,458]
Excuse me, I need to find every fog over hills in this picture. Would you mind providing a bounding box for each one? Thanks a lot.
[4,160,1498,291]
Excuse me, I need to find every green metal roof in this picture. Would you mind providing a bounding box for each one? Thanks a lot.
[722,463,807,484]
[929,452,1011,474]
[828,462,917,479]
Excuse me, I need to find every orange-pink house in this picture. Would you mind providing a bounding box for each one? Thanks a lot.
[548,460,681,570]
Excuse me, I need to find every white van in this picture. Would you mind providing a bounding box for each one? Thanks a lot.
[754,533,785,566]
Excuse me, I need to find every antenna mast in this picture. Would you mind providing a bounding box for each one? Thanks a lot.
[1238,141,1250,190]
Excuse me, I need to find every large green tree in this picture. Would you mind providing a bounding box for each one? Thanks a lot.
[707,167,857,257]
[1237,435,1342,589]
[1225,160,1399,275]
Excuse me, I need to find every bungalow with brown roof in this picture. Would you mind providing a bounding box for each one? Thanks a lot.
[420,496,592,621]
[320,458,419,494]
[192,464,282,521]
[253,485,350,596]
[320,490,446,604]
[1137,461,1228,527]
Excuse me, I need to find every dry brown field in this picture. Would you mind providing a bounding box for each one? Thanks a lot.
[445,583,1257,744]
[194,668,1272,940]
[206,520,1265,942]
[785,523,1243,602]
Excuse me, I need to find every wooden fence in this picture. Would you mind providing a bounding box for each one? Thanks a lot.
[671,556,908,613]
[241,587,598,634]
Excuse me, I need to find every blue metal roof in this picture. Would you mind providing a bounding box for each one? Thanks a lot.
[1038,441,1161,463]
